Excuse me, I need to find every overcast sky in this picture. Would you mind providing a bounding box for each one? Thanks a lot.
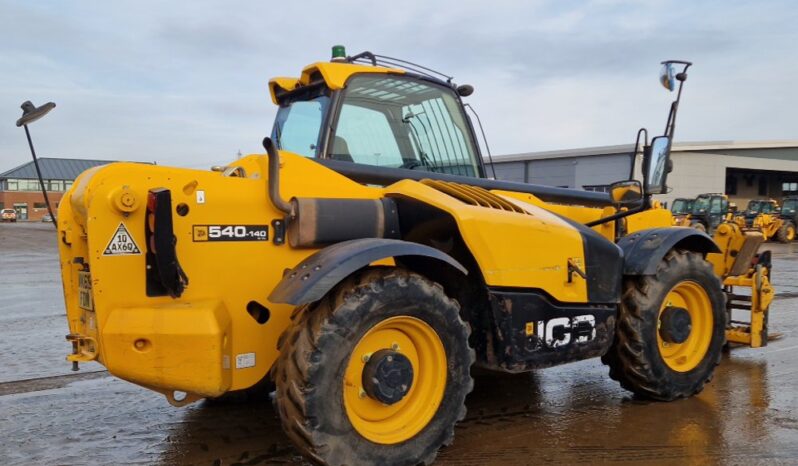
[1,0,796,170]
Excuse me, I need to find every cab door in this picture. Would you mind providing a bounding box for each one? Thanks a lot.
[709,196,727,231]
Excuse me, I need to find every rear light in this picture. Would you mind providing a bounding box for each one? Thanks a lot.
[145,188,188,297]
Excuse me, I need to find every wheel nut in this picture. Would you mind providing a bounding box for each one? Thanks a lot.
[358,389,366,399]
[391,343,400,351]
[361,354,371,363]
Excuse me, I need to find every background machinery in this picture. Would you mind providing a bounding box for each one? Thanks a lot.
[671,197,694,226]
[775,196,798,242]
[690,193,731,234]
[741,199,779,227]
[36,50,775,465]
[728,199,791,243]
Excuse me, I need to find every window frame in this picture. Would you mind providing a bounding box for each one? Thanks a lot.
[271,83,333,158]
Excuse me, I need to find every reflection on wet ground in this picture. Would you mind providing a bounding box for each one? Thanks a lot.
[446,356,798,465]
[2,223,798,465]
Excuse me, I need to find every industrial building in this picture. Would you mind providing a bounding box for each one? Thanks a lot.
[0,158,111,221]
[488,140,798,208]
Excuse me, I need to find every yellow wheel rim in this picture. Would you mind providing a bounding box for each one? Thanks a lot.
[343,316,447,444]
[788,226,795,241]
[657,281,713,372]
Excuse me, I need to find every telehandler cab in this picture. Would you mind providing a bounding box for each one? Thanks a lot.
[37,48,775,465]
[729,199,790,243]
[776,196,798,242]
[689,192,731,234]
[742,199,779,227]
[671,197,694,226]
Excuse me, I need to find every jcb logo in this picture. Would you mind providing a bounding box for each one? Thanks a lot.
[193,226,208,241]
[534,315,596,348]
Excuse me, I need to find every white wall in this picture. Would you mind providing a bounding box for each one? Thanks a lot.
[658,151,798,206]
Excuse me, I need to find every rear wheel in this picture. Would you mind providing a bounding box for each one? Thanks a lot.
[602,249,726,400]
[273,268,474,465]
[777,222,795,243]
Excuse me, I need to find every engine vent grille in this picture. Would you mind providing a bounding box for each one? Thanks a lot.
[420,179,529,215]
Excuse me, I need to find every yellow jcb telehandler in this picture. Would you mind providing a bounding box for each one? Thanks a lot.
[776,196,798,242]
[741,199,779,228]
[739,199,787,242]
[671,197,694,226]
[16,48,774,465]
[689,193,733,234]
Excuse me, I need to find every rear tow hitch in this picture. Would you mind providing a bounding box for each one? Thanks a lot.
[66,333,98,370]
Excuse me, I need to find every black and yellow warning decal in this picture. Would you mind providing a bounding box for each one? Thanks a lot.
[193,225,269,242]
[103,223,142,255]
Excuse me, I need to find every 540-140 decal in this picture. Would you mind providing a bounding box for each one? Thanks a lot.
[193,225,269,242]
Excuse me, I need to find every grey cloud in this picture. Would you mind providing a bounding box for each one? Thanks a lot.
[0,0,795,170]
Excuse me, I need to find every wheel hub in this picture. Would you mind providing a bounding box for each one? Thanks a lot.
[362,349,414,405]
[659,306,692,344]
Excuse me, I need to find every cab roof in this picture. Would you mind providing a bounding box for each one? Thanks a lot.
[268,61,405,105]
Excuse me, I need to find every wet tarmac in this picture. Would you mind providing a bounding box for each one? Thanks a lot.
[2,222,798,465]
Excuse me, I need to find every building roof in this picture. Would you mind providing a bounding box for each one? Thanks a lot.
[490,139,798,163]
[0,158,113,180]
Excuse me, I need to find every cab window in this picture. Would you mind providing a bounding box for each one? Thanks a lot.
[333,104,403,167]
[782,199,798,214]
[272,84,331,158]
[330,75,481,177]
[709,197,723,214]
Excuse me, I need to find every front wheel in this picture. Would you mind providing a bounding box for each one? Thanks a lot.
[602,249,726,401]
[777,222,795,243]
[273,268,474,465]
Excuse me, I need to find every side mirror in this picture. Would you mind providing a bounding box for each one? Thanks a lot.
[457,84,474,97]
[609,180,643,206]
[643,136,671,195]
[659,63,676,91]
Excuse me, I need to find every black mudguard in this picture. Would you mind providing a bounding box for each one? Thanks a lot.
[268,238,467,306]
[618,227,720,275]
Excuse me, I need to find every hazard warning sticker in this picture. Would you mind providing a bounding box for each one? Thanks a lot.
[103,223,142,256]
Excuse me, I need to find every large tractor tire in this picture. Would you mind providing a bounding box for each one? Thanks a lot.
[777,221,795,243]
[690,221,706,233]
[602,249,726,401]
[273,268,475,466]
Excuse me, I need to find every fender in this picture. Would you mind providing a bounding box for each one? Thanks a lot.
[618,227,720,275]
[268,238,467,306]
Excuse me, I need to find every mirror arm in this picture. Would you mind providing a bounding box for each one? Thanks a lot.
[630,128,648,180]
[584,197,650,228]
[662,62,691,139]
[664,100,678,137]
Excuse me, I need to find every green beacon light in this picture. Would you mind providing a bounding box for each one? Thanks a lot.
[331,45,347,62]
